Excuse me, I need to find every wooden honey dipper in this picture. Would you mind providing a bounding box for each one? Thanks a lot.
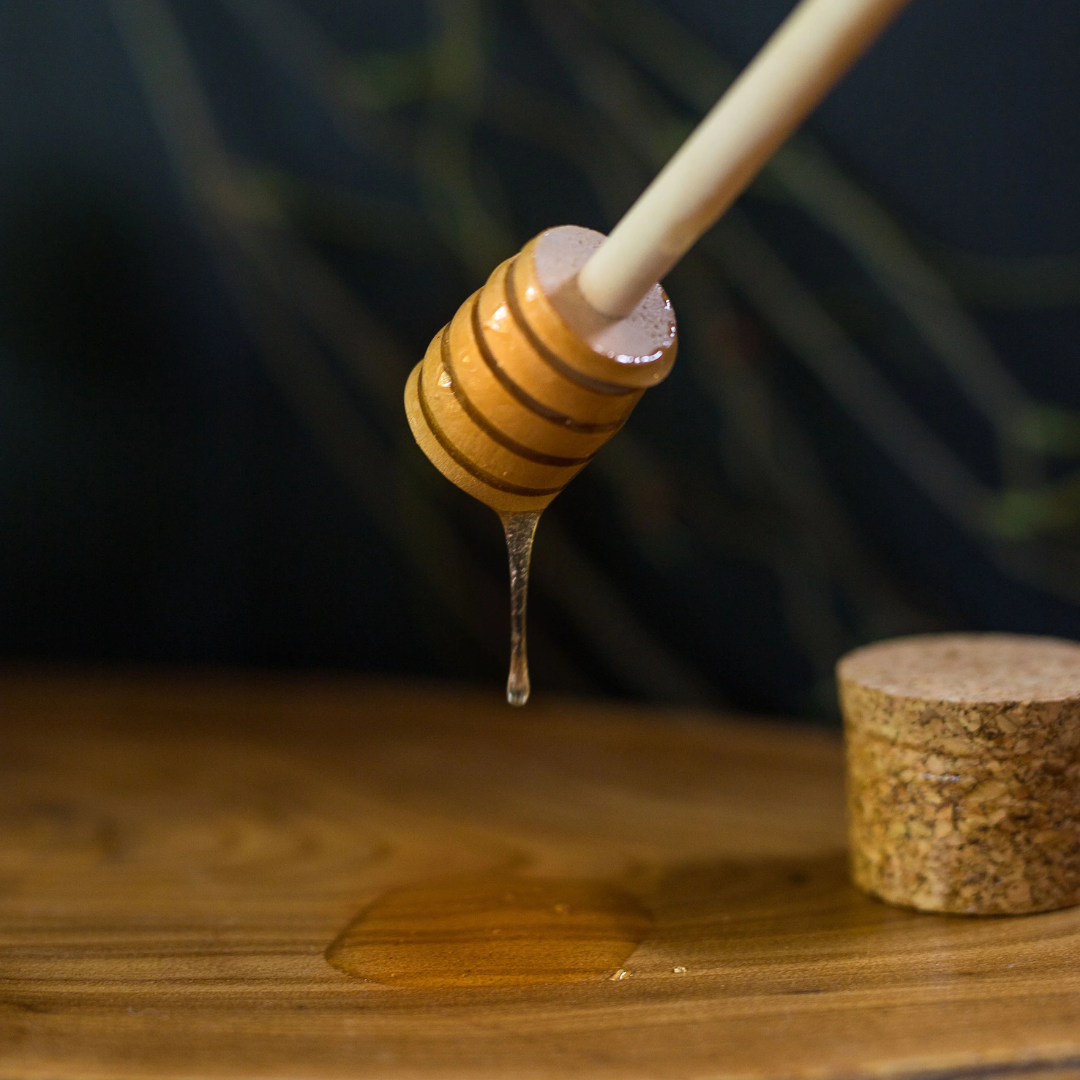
[405,0,913,703]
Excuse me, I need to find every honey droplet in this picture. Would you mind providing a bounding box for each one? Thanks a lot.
[326,876,651,988]
[500,510,541,707]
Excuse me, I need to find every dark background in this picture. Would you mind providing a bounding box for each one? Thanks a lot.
[2,0,1079,720]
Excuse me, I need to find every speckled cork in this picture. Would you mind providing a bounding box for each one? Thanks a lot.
[839,633,1080,915]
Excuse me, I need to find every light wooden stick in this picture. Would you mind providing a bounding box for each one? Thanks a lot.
[577,0,913,319]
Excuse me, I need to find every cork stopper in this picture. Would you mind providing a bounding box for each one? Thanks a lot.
[839,633,1080,915]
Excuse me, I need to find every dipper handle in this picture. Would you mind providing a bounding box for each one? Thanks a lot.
[577,0,913,319]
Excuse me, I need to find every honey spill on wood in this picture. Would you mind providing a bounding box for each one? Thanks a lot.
[500,511,541,707]
[325,876,652,988]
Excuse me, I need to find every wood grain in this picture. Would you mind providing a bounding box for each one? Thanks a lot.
[2,670,1080,1079]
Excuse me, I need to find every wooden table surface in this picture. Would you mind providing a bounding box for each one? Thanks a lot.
[3,671,1080,1080]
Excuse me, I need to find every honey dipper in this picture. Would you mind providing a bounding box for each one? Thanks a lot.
[405,0,913,703]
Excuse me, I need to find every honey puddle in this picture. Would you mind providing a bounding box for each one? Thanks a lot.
[326,876,652,988]
[500,510,541,707]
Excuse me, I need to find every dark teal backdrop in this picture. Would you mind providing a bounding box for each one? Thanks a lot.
[2,0,1079,718]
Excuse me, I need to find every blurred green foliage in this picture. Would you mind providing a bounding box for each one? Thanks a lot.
[99,0,1080,713]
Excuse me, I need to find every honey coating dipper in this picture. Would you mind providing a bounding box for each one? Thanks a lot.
[405,0,913,703]
[405,226,676,514]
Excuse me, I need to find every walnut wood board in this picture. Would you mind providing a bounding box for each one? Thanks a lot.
[3,672,1080,1080]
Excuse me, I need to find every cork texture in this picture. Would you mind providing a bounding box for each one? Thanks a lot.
[839,633,1080,915]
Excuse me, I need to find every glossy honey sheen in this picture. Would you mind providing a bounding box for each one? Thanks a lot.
[501,510,540,707]
[404,228,677,514]
[325,876,652,988]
